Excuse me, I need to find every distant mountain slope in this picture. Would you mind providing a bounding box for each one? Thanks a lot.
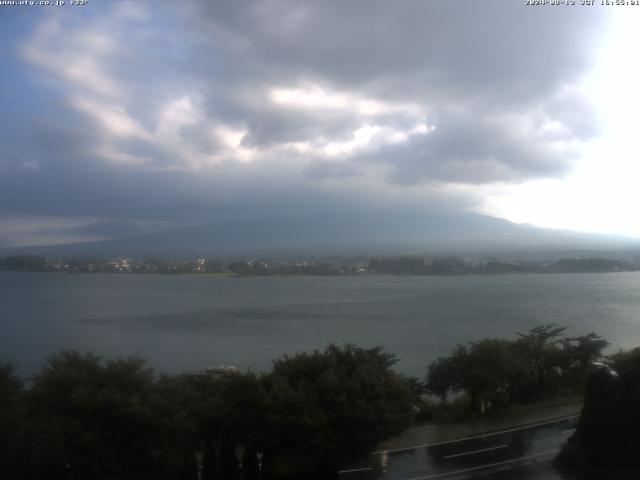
[2,213,639,259]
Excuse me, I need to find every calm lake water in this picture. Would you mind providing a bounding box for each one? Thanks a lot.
[2,271,640,378]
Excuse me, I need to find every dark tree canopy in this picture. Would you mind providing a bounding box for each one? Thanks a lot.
[427,325,609,414]
[559,347,640,474]
[23,352,200,480]
[0,363,24,476]
[262,344,414,478]
[0,345,415,480]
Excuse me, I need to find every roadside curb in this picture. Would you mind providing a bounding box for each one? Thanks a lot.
[376,401,583,452]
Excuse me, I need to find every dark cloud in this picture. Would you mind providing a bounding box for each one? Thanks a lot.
[0,0,610,244]
[185,0,604,181]
[190,0,602,97]
[358,110,579,185]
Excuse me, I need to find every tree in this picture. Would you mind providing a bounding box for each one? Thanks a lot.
[427,325,609,413]
[0,363,24,477]
[462,339,522,413]
[368,256,428,274]
[427,256,468,275]
[558,348,640,473]
[427,340,522,414]
[25,351,199,480]
[512,324,567,401]
[261,344,414,479]
[1,254,47,271]
[426,344,468,401]
[610,346,640,374]
[185,371,268,480]
[559,333,609,392]
[150,374,202,478]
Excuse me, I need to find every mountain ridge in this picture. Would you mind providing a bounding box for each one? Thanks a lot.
[2,213,638,260]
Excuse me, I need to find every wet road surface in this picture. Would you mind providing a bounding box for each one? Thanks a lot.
[339,415,579,480]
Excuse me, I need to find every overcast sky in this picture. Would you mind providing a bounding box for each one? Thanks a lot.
[1,0,638,247]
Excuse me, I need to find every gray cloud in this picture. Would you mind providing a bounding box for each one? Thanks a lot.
[184,0,605,182]
[0,0,610,244]
[189,0,602,99]
[359,109,581,185]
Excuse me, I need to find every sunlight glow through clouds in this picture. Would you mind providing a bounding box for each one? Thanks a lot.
[323,125,381,156]
[213,125,257,164]
[269,85,421,117]
[270,83,433,158]
[483,9,640,237]
[322,122,433,157]
[70,96,151,140]
[156,96,202,140]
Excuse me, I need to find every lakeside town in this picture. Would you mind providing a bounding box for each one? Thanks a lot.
[2,253,640,276]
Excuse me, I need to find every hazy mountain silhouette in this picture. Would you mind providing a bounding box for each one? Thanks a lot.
[3,213,639,259]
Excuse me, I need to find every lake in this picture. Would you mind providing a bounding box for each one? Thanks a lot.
[1,271,640,378]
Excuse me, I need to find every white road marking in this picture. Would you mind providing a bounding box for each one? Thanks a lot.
[371,415,579,455]
[406,449,560,480]
[338,467,372,474]
[561,429,576,435]
[443,443,508,459]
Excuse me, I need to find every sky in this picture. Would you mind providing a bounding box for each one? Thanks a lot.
[0,0,638,247]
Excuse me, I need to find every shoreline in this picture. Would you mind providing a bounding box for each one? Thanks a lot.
[0,270,638,277]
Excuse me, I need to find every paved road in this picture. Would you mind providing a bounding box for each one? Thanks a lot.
[339,415,579,480]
